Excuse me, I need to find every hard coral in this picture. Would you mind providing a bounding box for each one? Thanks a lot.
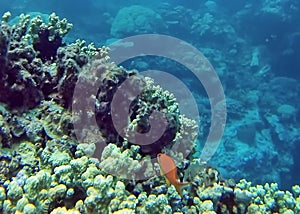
[0,12,89,110]
[74,55,189,157]
[28,12,71,62]
[111,5,166,38]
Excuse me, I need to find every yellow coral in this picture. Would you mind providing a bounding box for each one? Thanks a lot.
[50,206,81,214]
[112,208,135,214]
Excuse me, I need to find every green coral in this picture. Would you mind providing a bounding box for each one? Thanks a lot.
[118,194,138,210]
[48,150,72,168]
[2,137,300,213]
[41,101,73,139]
[235,179,300,213]
[99,143,154,180]
[15,142,38,166]
[292,185,300,197]
[49,184,67,200]
[199,200,215,213]
[50,206,81,214]
[7,181,23,202]
[23,170,52,200]
[70,156,89,174]
[1,12,11,22]
[73,39,98,57]
[16,197,29,212]
[29,12,72,43]
[0,187,6,207]
[137,193,172,214]
[23,203,37,214]
[84,175,116,213]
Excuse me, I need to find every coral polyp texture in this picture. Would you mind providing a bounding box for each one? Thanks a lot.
[1,11,300,214]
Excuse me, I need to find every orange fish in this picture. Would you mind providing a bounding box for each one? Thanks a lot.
[157,153,189,196]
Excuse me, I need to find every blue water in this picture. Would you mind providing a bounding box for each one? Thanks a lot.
[1,0,300,190]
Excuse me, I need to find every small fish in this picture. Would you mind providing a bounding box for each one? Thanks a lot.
[157,153,189,196]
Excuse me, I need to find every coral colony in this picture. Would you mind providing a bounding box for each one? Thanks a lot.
[0,10,300,214]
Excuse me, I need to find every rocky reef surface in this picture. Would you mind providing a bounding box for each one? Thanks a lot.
[1,12,300,214]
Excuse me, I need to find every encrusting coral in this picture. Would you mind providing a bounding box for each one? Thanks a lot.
[1,11,300,214]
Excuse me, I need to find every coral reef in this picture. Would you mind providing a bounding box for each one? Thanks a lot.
[105,1,300,189]
[110,5,166,38]
[1,10,300,214]
[3,146,300,213]
[72,52,198,159]
[0,12,92,110]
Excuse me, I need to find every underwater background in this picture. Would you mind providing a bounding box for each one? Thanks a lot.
[0,0,300,213]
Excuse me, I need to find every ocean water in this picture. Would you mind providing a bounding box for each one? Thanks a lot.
[1,0,300,213]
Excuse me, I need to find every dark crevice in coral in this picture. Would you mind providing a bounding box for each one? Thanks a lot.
[48,197,65,213]
[216,191,236,214]
[125,182,136,193]
[69,142,78,158]
[48,186,86,213]
[33,29,63,62]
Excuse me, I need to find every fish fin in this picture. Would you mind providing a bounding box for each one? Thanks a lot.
[160,168,171,186]
[175,181,190,197]
[165,178,171,186]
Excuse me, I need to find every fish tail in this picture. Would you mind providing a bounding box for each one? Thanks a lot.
[175,181,190,197]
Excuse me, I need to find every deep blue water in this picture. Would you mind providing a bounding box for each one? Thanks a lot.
[1,0,300,190]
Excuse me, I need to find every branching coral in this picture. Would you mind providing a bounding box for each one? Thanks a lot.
[0,12,92,110]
